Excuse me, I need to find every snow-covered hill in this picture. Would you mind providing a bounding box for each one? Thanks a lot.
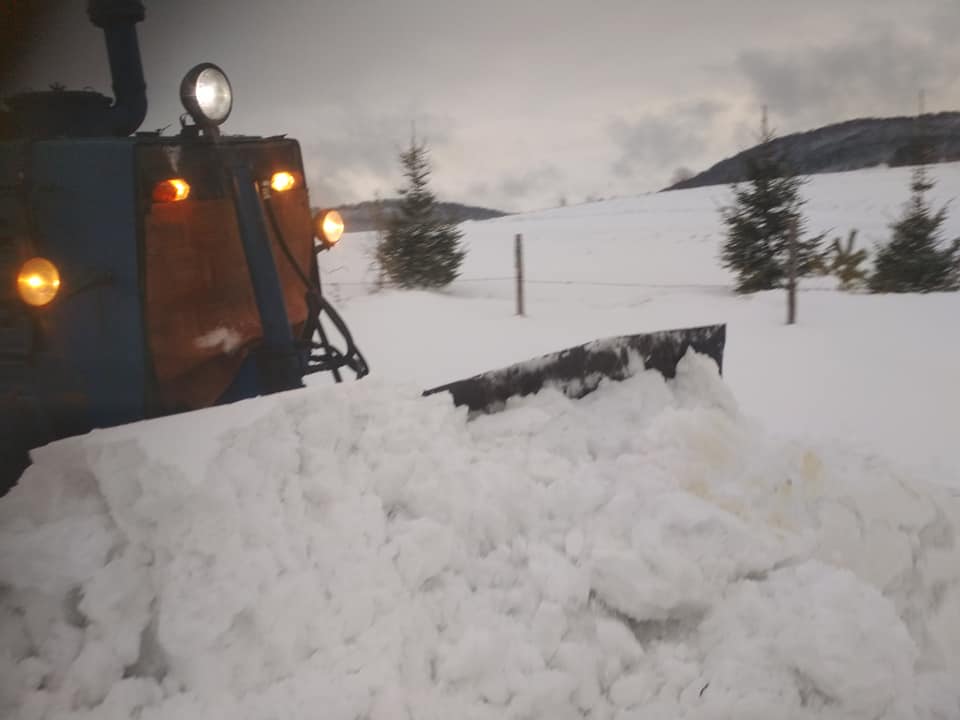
[323,162,960,476]
[327,162,960,291]
[665,113,960,191]
[2,162,959,719]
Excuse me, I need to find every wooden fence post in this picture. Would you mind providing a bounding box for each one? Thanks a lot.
[787,218,798,325]
[515,233,525,316]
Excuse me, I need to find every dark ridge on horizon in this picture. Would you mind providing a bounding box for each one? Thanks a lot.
[329,199,509,233]
[665,112,960,191]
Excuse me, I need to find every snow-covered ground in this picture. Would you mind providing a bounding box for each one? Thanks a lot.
[2,163,960,719]
[322,162,960,479]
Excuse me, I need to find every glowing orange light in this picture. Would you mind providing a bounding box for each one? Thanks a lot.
[153,178,191,203]
[270,171,296,193]
[17,258,61,307]
[317,210,345,246]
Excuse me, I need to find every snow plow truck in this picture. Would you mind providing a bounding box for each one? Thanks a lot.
[0,0,725,495]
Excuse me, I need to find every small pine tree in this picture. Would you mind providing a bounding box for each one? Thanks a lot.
[376,138,465,289]
[828,230,869,291]
[720,131,822,293]
[869,165,960,293]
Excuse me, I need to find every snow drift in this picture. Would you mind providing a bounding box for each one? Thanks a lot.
[319,163,960,477]
[2,352,959,719]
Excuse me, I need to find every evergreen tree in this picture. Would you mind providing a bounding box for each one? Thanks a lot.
[828,230,870,291]
[366,192,389,291]
[868,165,960,293]
[719,132,823,293]
[376,138,465,289]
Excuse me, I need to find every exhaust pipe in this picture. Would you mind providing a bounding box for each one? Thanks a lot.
[1,0,148,139]
[87,0,148,136]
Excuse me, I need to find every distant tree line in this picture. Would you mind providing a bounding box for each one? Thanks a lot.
[334,198,505,234]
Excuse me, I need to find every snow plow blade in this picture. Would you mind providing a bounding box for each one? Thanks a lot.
[424,323,726,413]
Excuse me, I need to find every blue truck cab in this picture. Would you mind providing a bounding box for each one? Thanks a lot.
[0,0,366,493]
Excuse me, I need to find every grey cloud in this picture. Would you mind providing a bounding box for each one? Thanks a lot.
[466,182,490,199]
[9,0,956,214]
[610,100,726,179]
[299,111,457,205]
[498,166,563,200]
[928,0,960,44]
[738,10,959,129]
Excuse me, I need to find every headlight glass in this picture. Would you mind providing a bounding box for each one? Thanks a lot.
[316,210,345,247]
[17,258,61,307]
[180,63,233,126]
[195,67,232,121]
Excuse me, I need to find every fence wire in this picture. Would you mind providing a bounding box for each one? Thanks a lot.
[319,277,837,292]
[322,277,728,289]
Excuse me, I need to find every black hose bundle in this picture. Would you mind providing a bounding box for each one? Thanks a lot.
[263,198,369,382]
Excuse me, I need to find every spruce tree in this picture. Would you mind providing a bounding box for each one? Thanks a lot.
[720,132,822,293]
[828,230,869,291]
[376,138,466,289]
[868,165,960,293]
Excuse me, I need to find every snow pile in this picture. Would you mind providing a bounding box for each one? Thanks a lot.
[2,353,959,719]
[317,165,960,478]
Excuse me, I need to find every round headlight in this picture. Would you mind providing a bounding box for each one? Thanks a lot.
[17,257,61,307]
[315,210,345,248]
[180,63,233,127]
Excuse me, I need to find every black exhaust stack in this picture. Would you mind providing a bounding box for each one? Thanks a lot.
[88,0,148,137]
[1,0,148,139]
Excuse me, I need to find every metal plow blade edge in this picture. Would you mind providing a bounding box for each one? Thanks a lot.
[423,323,726,414]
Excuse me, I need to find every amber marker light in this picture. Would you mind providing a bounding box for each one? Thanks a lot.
[270,171,296,193]
[17,257,61,307]
[153,178,191,203]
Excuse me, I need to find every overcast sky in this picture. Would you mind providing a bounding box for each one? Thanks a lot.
[6,0,959,212]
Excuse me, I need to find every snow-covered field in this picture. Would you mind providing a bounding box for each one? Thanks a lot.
[323,162,960,478]
[2,163,960,719]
